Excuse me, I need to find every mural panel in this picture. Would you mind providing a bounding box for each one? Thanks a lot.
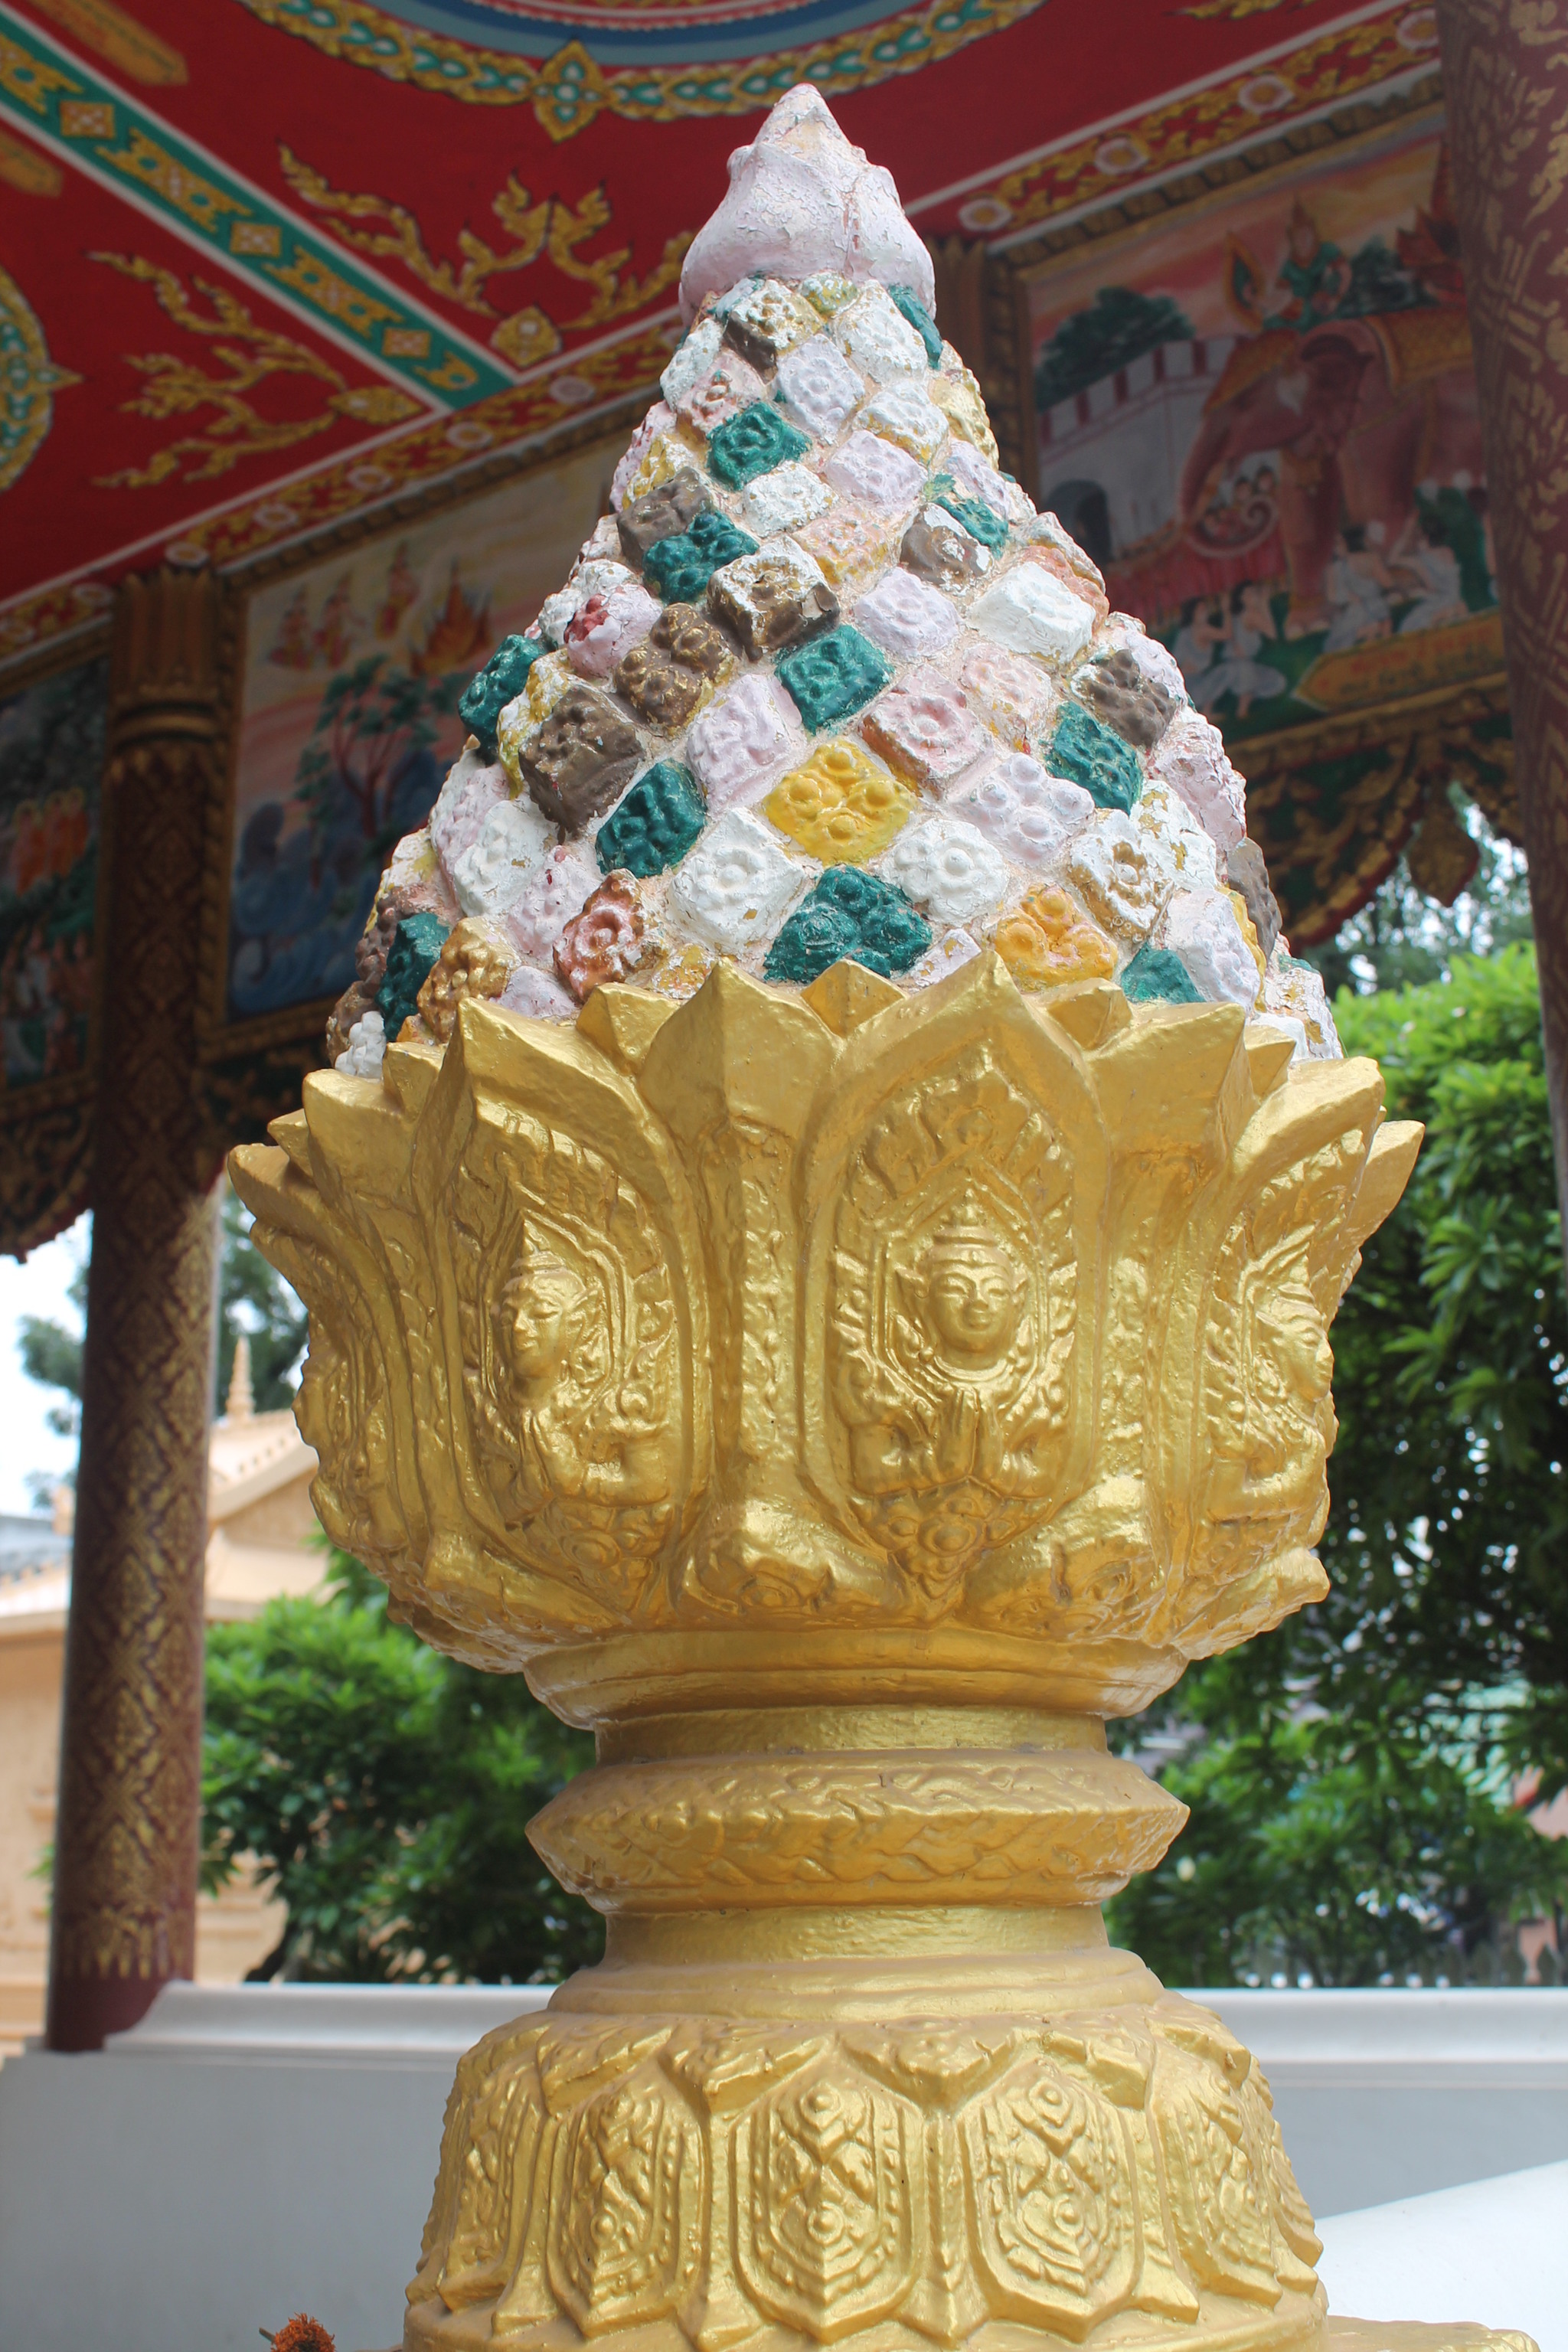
[227,438,617,1026]
[0,658,106,1094]
[1025,111,1494,743]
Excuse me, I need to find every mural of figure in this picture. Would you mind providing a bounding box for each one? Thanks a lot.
[1321,527,1393,650]
[1267,201,1352,330]
[1192,583,1285,717]
[1173,596,1227,694]
[1395,512,1467,634]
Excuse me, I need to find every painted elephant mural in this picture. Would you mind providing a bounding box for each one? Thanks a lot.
[1178,308,1483,637]
[1026,119,1501,743]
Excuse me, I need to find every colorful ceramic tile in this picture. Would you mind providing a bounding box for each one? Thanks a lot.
[371,908,446,1040]
[1263,951,1341,1057]
[686,671,805,812]
[931,477,1008,553]
[905,926,982,988]
[671,807,813,953]
[776,335,865,440]
[431,747,508,879]
[618,467,714,566]
[565,580,661,679]
[502,844,599,962]
[930,365,1000,464]
[596,762,707,879]
[660,317,725,409]
[1073,647,1177,750]
[1064,810,1164,941]
[801,273,859,318]
[518,684,644,831]
[877,813,1008,925]
[823,430,926,511]
[707,402,812,489]
[861,666,987,789]
[834,285,929,384]
[994,885,1116,992]
[724,276,821,369]
[554,872,650,1002]
[708,539,839,658]
[959,644,1054,749]
[854,568,959,661]
[1121,944,1204,1005]
[676,349,770,439]
[741,461,834,540]
[451,797,556,919]
[862,382,947,465]
[615,602,736,732]
[499,963,576,1021]
[794,504,903,591]
[765,738,913,864]
[776,626,893,733]
[458,634,542,761]
[1148,709,1247,851]
[972,566,1097,668]
[1227,838,1281,962]
[900,508,991,592]
[959,756,1093,868]
[1050,702,1143,814]
[496,652,573,787]
[944,438,1009,521]
[643,511,759,603]
[763,864,930,982]
[887,283,942,366]
[1134,782,1220,895]
[1164,889,1261,1008]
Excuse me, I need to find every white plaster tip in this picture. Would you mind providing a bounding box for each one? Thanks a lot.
[678,83,936,325]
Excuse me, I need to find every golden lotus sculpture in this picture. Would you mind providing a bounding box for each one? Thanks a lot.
[230,949,1482,2352]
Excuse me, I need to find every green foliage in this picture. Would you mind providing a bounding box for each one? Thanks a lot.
[218,1188,308,1416]
[19,1255,87,1447]
[1304,789,1529,999]
[1110,941,1568,1984]
[202,1550,601,1983]
[1035,287,1194,412]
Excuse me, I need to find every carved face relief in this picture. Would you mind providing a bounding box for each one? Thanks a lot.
[499,1246,589,1390]
[911,1210,1025,1370]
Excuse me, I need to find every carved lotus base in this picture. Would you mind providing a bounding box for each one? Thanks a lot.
[407,1960,1328,2352]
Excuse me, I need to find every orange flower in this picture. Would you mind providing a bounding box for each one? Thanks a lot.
[270,2318,335,2352]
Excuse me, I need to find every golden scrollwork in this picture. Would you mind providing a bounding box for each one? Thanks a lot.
[230,948,1436,2352]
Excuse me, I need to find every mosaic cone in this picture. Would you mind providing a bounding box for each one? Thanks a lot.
[233,84,1528,2352]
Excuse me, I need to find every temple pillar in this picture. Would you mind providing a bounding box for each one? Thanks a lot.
[1437,0,1568,1259]
[46,570,222,2052]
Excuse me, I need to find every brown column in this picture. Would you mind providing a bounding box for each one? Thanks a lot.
[1437,0,1568,1255]
[47,571,221,2052]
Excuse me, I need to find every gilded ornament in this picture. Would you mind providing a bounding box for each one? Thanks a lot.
[224,84,1527,2352]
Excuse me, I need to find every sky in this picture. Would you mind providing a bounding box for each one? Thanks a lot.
[0,1213,87,1517]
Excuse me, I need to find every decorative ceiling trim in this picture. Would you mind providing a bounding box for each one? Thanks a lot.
[229,0,1049,136]
[0,12,514,400]
[911,0,1439,238]
[0,308,675,674]
[0,257,80,492]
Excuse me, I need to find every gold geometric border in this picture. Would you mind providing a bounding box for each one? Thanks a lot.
[233,0,1047,136]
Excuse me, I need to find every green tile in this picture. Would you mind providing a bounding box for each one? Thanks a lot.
[764,866,929,982]
[596,763,706,879]
[457,634,542,761]
[642,509,756,603]
[930,476,1008,551]
[776,626,893,733]
[890,283,942,367]
[1122,945,1203,1004]
[706,401,811,488]
[1050,702,1143,814]
[374,910,448,1037]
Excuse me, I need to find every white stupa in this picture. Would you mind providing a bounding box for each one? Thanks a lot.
[328,85,1339,1077]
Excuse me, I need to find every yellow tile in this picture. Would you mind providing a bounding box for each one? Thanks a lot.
[765,738,913,864]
